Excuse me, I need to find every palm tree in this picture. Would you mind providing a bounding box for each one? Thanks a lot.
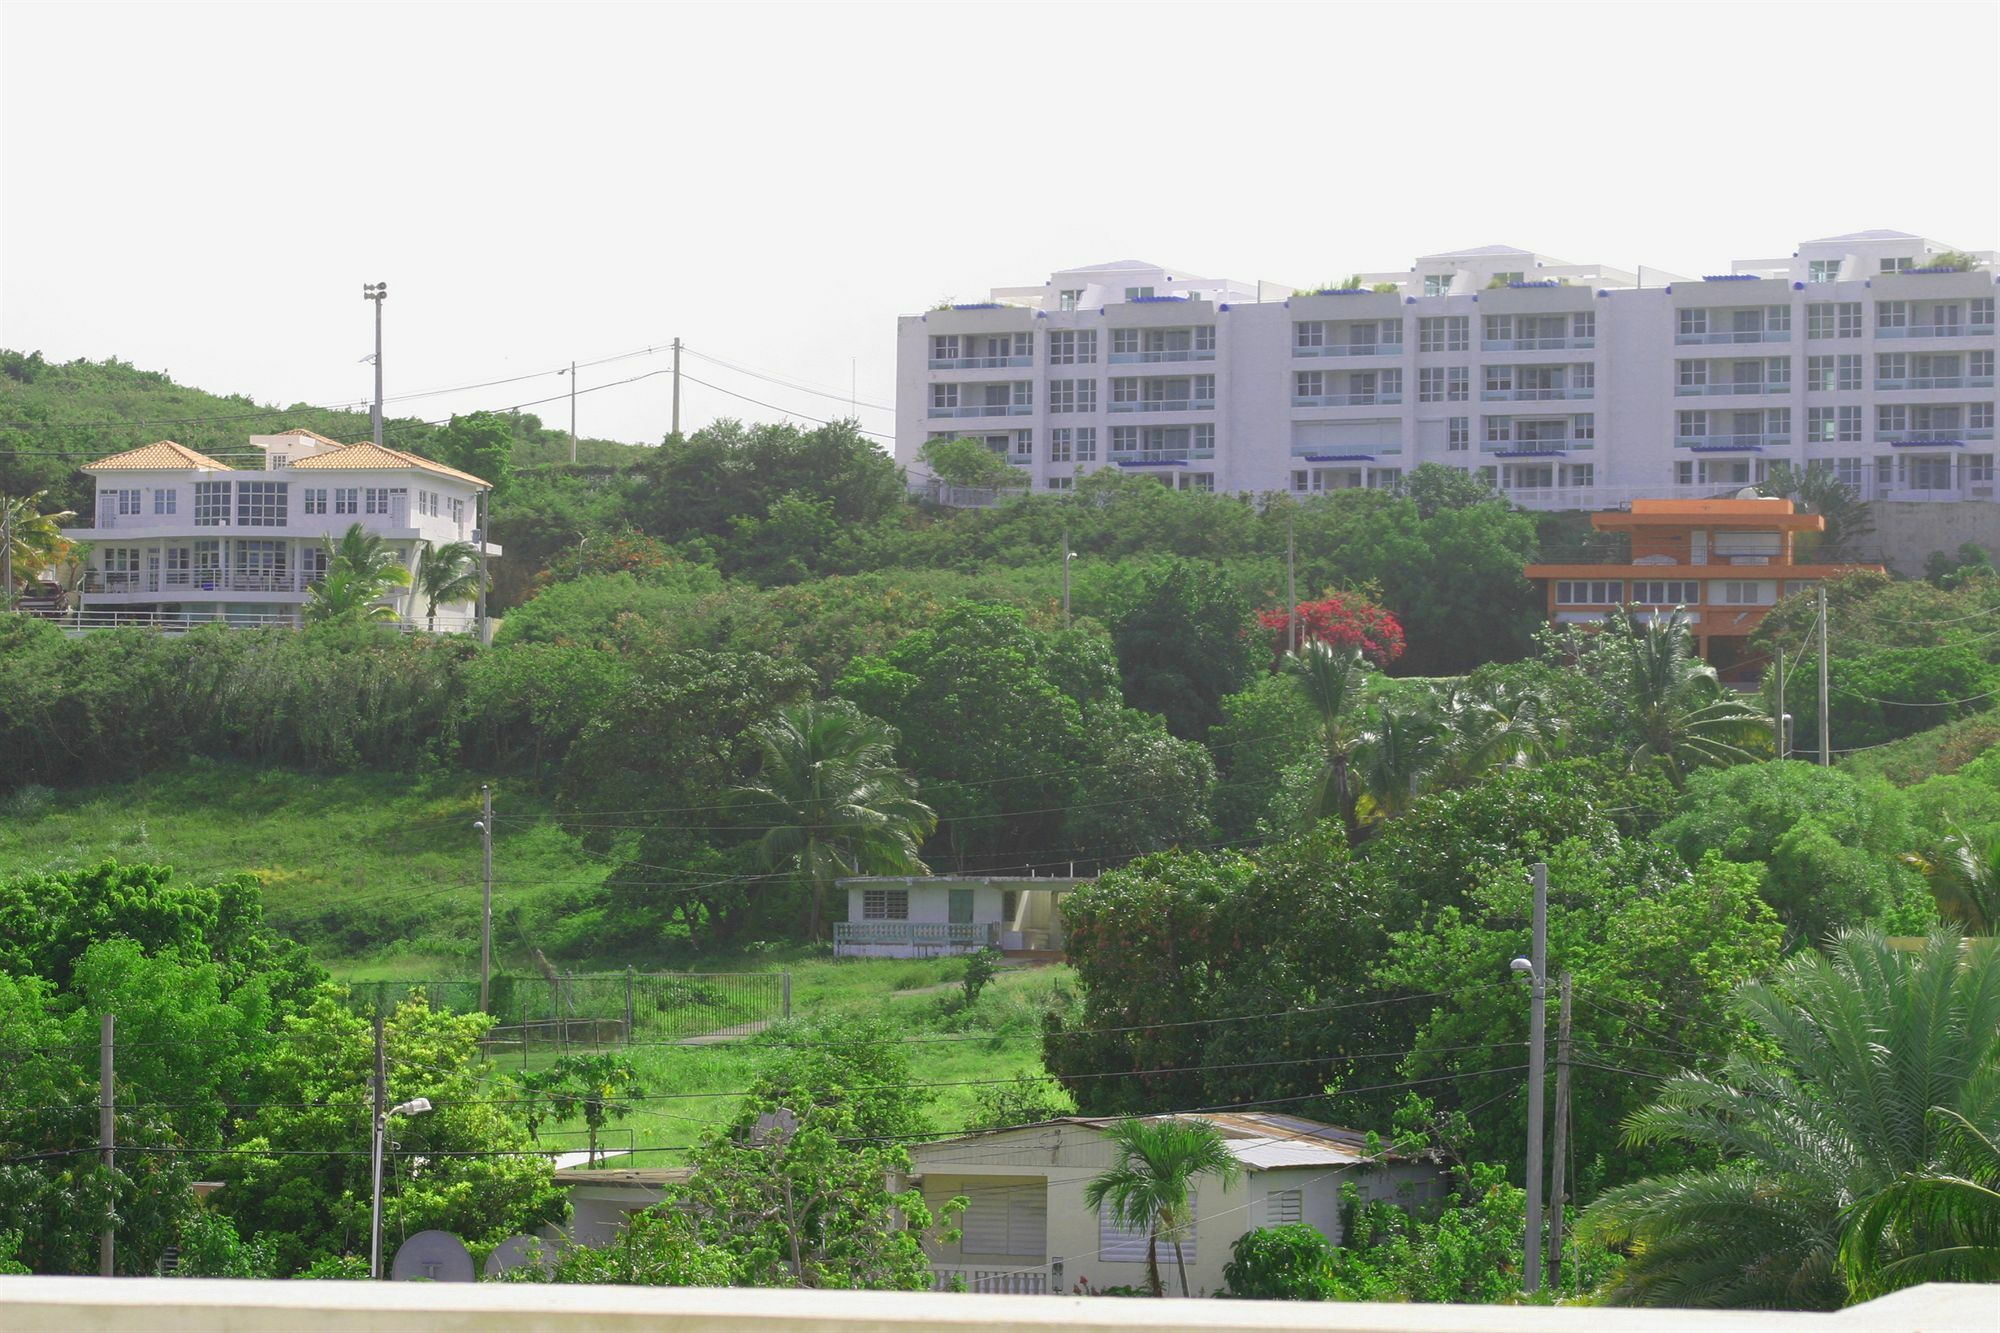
[1353,699,1442,824]
[1296,641,1371,844]
[1,490,76,608]
[1612,608,1767,785]
[1429,678,1562,786]
[1083,1117,1243,1297]
[729,699,935,942]
[1901,819,2000,934]
[1582,929,2000,1309]
[1840,1108,2000,1298]
[303,523,411,624]
[1759,462,1875,562]
[413,540,482,632]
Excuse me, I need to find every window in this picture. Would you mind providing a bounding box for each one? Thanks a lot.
[101,488,141,516]
[1295,370,1324,400]
[1377,369,1401,399]
[1011,430,1033,458]
[1419,316,1469,352]
[1808,259,1842,284]
[334,487,359,515]
[1564,462,1595,488]
[1556,580,1622,605]
[1447,417,1470,451]
[930,335,960,362]
[1633,580,1700,605]
[1677,308,1708,338]
[1418,367,1446,402]
[1974,403,1997,432]
[1445,367,1468,401]
[153,488,176,516]
[1049,429,1073,463]
[1192,423,1215,454]
[1111,329,1139,357]
[1834,457,1864,488]
[1677,411,1708,441]
[1484,417,1514,445]
[1485,365,1515,394]
[1765,305,1791,333]
[1110,425,1139,455]
[1765,407,1791,441]
[1180,471,1216,492]
[1058,289,1082,312]
[1294,321,1326,350]
[1048,330,1096,364]
[1807,355,1861,391]
[957,1185,1047,1258]
[1878,405,1907,436]
[1573,413,1596,442]
[1049,379,1095,413]
[1074,427,1097,462]
[1971,350,1995,383]
[1881,256,1914,273]
[1101,1199,1191,1263]
[1715,580,1777,606]
[1493,271,1524,286]
[931,383,959,410]
[1194,325,1217,353]
[1268,1190,1303,1227]
[1124,286,1154,301]
[234,481,287,527]
[1423,274,1453,297]
[1877,353,1907,387]
[304,487,328,515]
[1483,314,1513,344]
[1572,311,1596,342]
[861,889,908,921]
[1377,320,1402,348]
[1808,407,1839,442]
[1970,454,1996,483]
[193,481,230,526]
[364,486,406,516]
[1045,476,1073,491]
[1808,302,1862,339]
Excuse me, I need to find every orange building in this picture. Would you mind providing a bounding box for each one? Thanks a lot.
[1524,497,1882,681]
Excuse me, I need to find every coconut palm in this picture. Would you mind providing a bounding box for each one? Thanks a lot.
[1083,1117,1243,1297]
[1840,1108,2000,1298]
[1901,819,2000,935]
[1296,641,1372,844]
[413,540,482,632]
[729,699,935,942]
[1,490,76,608]
[1582,929,2000,1309]
[303,523,411,624]
[1429,678,1563,786]
[1353,699,1443,825]
[1612,608,1767,785]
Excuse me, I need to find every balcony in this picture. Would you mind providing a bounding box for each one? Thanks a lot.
[1109,448,1215,464]
[831,921,1000,957]
[1293,392,1402,407]
[1679,434,1789,450]
[1882,428,1997,443]
[1674,329,1791,345]
[1876,322,1996,340]
[1107,348,1216,365]
[1674,382,1789,397]
[930,1266,1050,1294]
[1481,337,1595,351]
[928,402,1032,419]
[928,354,1032,370]
[1108,398,1214,413]
[1294,342,1395,358]
[1483,387,1594,401]
[86,568,324,596]
[1877,376,1995,391]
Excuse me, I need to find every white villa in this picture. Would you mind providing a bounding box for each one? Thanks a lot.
[833,875,1083,958]
[57,429,499,633]
[908,1113,1442,1296]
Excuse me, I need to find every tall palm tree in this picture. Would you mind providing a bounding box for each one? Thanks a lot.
[1840,1108,2000,1298]
[1582,929,2000,1309]
[1083,1117,1243,1298]
[1901,819,2000,934]
[1296,641,1371,844]
[1,490,76,608]
[303,523,411,624]
[1428,678,1562,787]
[1613,608,1767,785]
[413,540,482,632]
[729,699,935,942]
[1353,699,1442,824]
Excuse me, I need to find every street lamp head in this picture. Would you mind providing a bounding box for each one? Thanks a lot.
[1509,957,1535,978]
[472,820,486,833]
[389,1097,432,1118]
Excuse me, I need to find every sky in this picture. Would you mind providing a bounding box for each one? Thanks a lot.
[3,1,1997,451]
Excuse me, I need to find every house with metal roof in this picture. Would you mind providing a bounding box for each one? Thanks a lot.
[52,429,500,634]
[904,1112,1443,1297]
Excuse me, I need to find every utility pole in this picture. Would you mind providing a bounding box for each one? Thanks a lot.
[1773,651,1786,760]
[1546,972,1573,1291]
[368,1012,387,1280]
[2,504,14,614]
[1522,862,1548,1297]
[362,283,388,447]
[562,360,578,463]
[671,337,683,437]
[1286,511,1298,654]
[478,785,494,1013]
[99,1012,115,1277]
[1817,585,1831,766]
[1061,521,1072,627]
[474,489,489,646]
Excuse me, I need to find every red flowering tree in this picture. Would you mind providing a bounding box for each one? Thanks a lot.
[1256,594,1405,669]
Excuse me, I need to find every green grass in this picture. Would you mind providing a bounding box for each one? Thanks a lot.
[1841,706,2000,787]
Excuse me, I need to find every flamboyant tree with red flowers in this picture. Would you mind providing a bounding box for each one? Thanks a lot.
[1256,594,1405,670]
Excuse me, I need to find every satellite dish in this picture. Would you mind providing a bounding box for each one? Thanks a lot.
[390,1229,474,1282]
[750,1107,800,1146]
[1735,486,1762,500]
[482,1234,547,1280]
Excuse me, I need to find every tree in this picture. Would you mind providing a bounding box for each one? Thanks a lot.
[1582,929,2000,1309]
[1111,560,1256,740]
[1402,463,1496,521]
[1353,699,1443,824]
[1902,818,2000,934]
[917,435,1020,490]
[1840,1108,2000,1298]
[303,523,411,624]
[1083,1116,1242,1297]
[729,698,935,942]
[1759,462,1875,561]
[1298,641,1372,844]
[516,1052,642,1166]
[431,411,515,497]
[413,540,482,632]
[1589,608,1769,785]
[1,489,75,606]
[1255,593,1404,671]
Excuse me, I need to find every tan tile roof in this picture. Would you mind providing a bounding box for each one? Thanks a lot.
[84,439,231,471]
[287,441,490,489]
[272,427,345,446]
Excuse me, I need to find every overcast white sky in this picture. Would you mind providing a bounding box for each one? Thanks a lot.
[3,1,1996,450]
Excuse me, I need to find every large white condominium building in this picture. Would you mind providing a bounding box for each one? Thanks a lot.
[58,429,500,632]
[895,231,1998,509]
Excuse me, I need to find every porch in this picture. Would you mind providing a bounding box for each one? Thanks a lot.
[833,875,1083,959]
[831,921,1002,957]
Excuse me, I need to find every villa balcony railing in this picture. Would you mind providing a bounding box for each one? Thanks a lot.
[930,1266,1050,1295]
[1109,449,1215,464]
[12,607,478,635]
[1293,343,1398,358]
[1674,382,1788,396]
[1107,348,1216,364]
[86,568,326,595]
[832,922,1000,955]
[1876,322,1995,339]
[1481,337,1595,352]
[1877,376,1994,391]
[928,355,1032,370]
[1674,329,1791,345]
[1678,433,1790,449]
[928,403,1033,418]
[1293,392,1402,408]
[1483,387,1594,401]
[1879,428,1997,443]
[1107,398,1214,413]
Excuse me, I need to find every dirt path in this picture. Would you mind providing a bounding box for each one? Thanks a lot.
[675,1019,774,1046]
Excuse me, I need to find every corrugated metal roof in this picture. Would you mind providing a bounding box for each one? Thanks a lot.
[916,1111,1395,1170]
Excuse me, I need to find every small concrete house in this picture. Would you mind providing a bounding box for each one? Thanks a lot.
[833,875,1085,958]
[906,1113,1442,1296]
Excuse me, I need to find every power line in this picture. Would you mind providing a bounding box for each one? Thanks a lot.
[678,345,895,414]
[677,374,894,442]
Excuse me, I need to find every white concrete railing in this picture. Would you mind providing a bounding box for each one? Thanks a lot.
[10,608,480,635]
[833,921,1000,954]
[0,1276,1988,1333]
[932,1265,1051,1294]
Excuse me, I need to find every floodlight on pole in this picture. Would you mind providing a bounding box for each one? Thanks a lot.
[361,283,388,448]
[369,1080,433,1279]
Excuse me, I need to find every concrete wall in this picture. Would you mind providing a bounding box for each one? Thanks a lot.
[1864,500,2000,575]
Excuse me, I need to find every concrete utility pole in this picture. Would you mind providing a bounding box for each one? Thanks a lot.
[1061,522,1072,627]
[2,504,14,613]
[1773,652,1787,760]
[362,283,388,447]
[1522,862,1548,1297]
[671,337,683,437]
[559,360,578,463]
[1286,511,1298,654]
[1547,971,1574,1291]
[474,490,489,646]
[1817,585,1831,766]
[478,785,494,1013]
[368,1013,387,1279]
[99,1012,115,1276]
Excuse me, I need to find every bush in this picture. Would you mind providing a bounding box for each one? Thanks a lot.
[1222,1224,1338,1300]
[960,947,1000,1007]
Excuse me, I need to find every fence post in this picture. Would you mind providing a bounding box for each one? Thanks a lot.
[624,967,636,1045]
[781,972,792,1021]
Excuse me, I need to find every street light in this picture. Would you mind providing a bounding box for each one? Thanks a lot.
[370,1093,433,1278]
[361,283,388,448]
[557,360,578,463]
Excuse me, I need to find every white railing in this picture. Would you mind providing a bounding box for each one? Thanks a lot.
[928,355,1033,369]
[906,480,1028,510]
[1877,323,1993,339]
[85,569,324,595]
[12,607,480,635]
[1484,387,1595,401]
[931,1266,1050,1295]
[1679,434,1789,449]
[1291,343,1397,358]
[1882,428,1996,442]
[1108,399,1215,413]
[1107,349,1217,364]
[1111,450,1215,464]
[928,403,1033,418]
[1674,330,1792,344]
[1876,376,1994,390]
[1673,382,1787,396]
[1482,337,1595,351]
[832,921,1000,955]
[1291,392,1401,408]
